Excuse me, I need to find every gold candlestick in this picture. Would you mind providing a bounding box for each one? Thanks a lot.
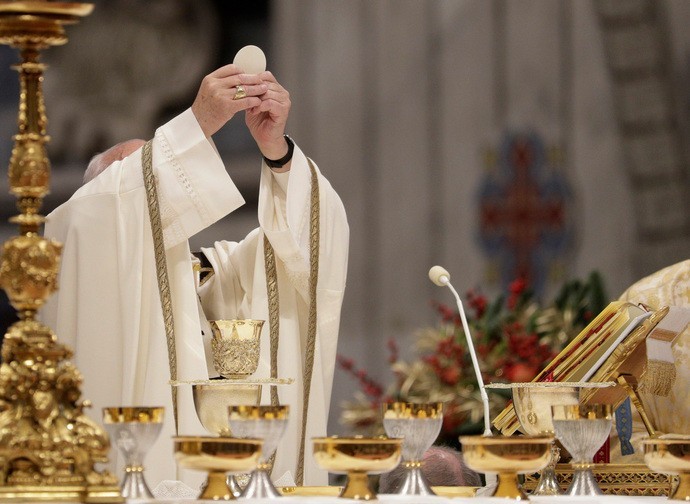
[0,2,122,502]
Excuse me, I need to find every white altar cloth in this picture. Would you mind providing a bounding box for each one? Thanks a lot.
[125,494,669,503]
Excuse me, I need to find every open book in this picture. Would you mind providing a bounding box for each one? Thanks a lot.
[492,301,677,436]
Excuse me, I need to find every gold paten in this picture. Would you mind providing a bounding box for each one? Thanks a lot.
[643,438,690,500]
[0,1,122,502]
[312,436,402,500]
[173,436,262,501]
[460,435,553,500]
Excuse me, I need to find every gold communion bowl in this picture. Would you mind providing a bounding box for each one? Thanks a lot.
[460,435,553,500]
[313,436,402,500]
[643,438,690,501]
[192,382,262,436]
[174,436,262,500]
[210,319,263,378]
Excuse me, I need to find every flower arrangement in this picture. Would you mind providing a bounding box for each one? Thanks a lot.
[337,272,607,445]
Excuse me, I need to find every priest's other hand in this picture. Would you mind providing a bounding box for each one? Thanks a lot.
[191,65,267,138]
[245,71,291,164]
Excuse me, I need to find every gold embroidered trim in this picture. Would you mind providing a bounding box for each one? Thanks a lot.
[640,359,677,397]
[264,234,280,409]
[263,158,320,486]
[142,140,178,432]
[296,158,320,485]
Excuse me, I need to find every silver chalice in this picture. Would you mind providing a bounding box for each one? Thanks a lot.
[228,405,289,499]
[381,402,443,495]
[102,406,164,499]
[551,404,613,496]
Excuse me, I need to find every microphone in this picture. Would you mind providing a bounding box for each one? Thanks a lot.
[429,265,492,436]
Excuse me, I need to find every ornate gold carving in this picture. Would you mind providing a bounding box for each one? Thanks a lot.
[0,2,122,501]
[523,463,676,496]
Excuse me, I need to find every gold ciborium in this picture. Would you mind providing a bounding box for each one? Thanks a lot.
[102,407,164,500]
[381,402,443,495]
[551,404,613,496]
[312,436,402,500]
[460,435,553,500]
[228,405,289,499]
[174,436,263,500]
[210,319,263,378]
[642,437,690,501]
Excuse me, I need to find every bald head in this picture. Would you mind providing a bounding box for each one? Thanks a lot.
[83,139,146,184]
[378,445,481,493]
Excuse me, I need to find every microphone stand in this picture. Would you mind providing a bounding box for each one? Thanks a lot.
[441,278,492,437]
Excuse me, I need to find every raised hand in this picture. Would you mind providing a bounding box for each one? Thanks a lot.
[244,71,292,161]
[191,64,267,137]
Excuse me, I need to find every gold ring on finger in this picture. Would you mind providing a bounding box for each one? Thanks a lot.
[233,85,247,100]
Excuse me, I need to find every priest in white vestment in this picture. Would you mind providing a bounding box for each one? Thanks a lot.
[40,65,349,487]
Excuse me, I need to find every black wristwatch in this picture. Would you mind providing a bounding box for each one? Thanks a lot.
[263,135,294,168]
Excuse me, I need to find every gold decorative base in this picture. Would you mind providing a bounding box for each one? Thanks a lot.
[523,463,676,496]
[0,484,123,503]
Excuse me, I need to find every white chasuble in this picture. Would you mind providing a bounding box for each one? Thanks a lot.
[40,107,348,487]
[198,144,349,486]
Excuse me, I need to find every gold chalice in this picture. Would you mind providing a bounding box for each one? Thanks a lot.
[174,436,263,500]
[192,382,262,496]
[642,437,690,501]
[551,404,613,496]
[102,406,164,500]
[460,435,553,499]
[228,405,289,499]
[312,436,402,500]
[382,402,443,495]
[210,319,264,378]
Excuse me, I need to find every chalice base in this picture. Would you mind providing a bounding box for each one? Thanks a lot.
[120,468,154,500]
[531,467,563,496]
[566,467,603,496]
[669,474,690,501]
[241,469,282,499]
[493,473,529,500]
[341,471,377,500]
[200,471,236,501]
[395,465,436,495]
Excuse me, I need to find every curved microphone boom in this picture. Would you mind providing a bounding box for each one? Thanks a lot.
[428,265,492,436]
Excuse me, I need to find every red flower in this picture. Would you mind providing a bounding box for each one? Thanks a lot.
[440,366,460,386]
[504,362,538,382]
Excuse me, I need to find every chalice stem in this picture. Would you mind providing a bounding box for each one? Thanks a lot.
[121,465,153,499]
[241,468,282,498]
[341,471,376,500]
[567,464,602,496]
[532,467,562,496]
[670,473,690,501]
[397,462,436,495]
[531,441,562,496]
[494,472,528,500]
[200,471,236,501]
